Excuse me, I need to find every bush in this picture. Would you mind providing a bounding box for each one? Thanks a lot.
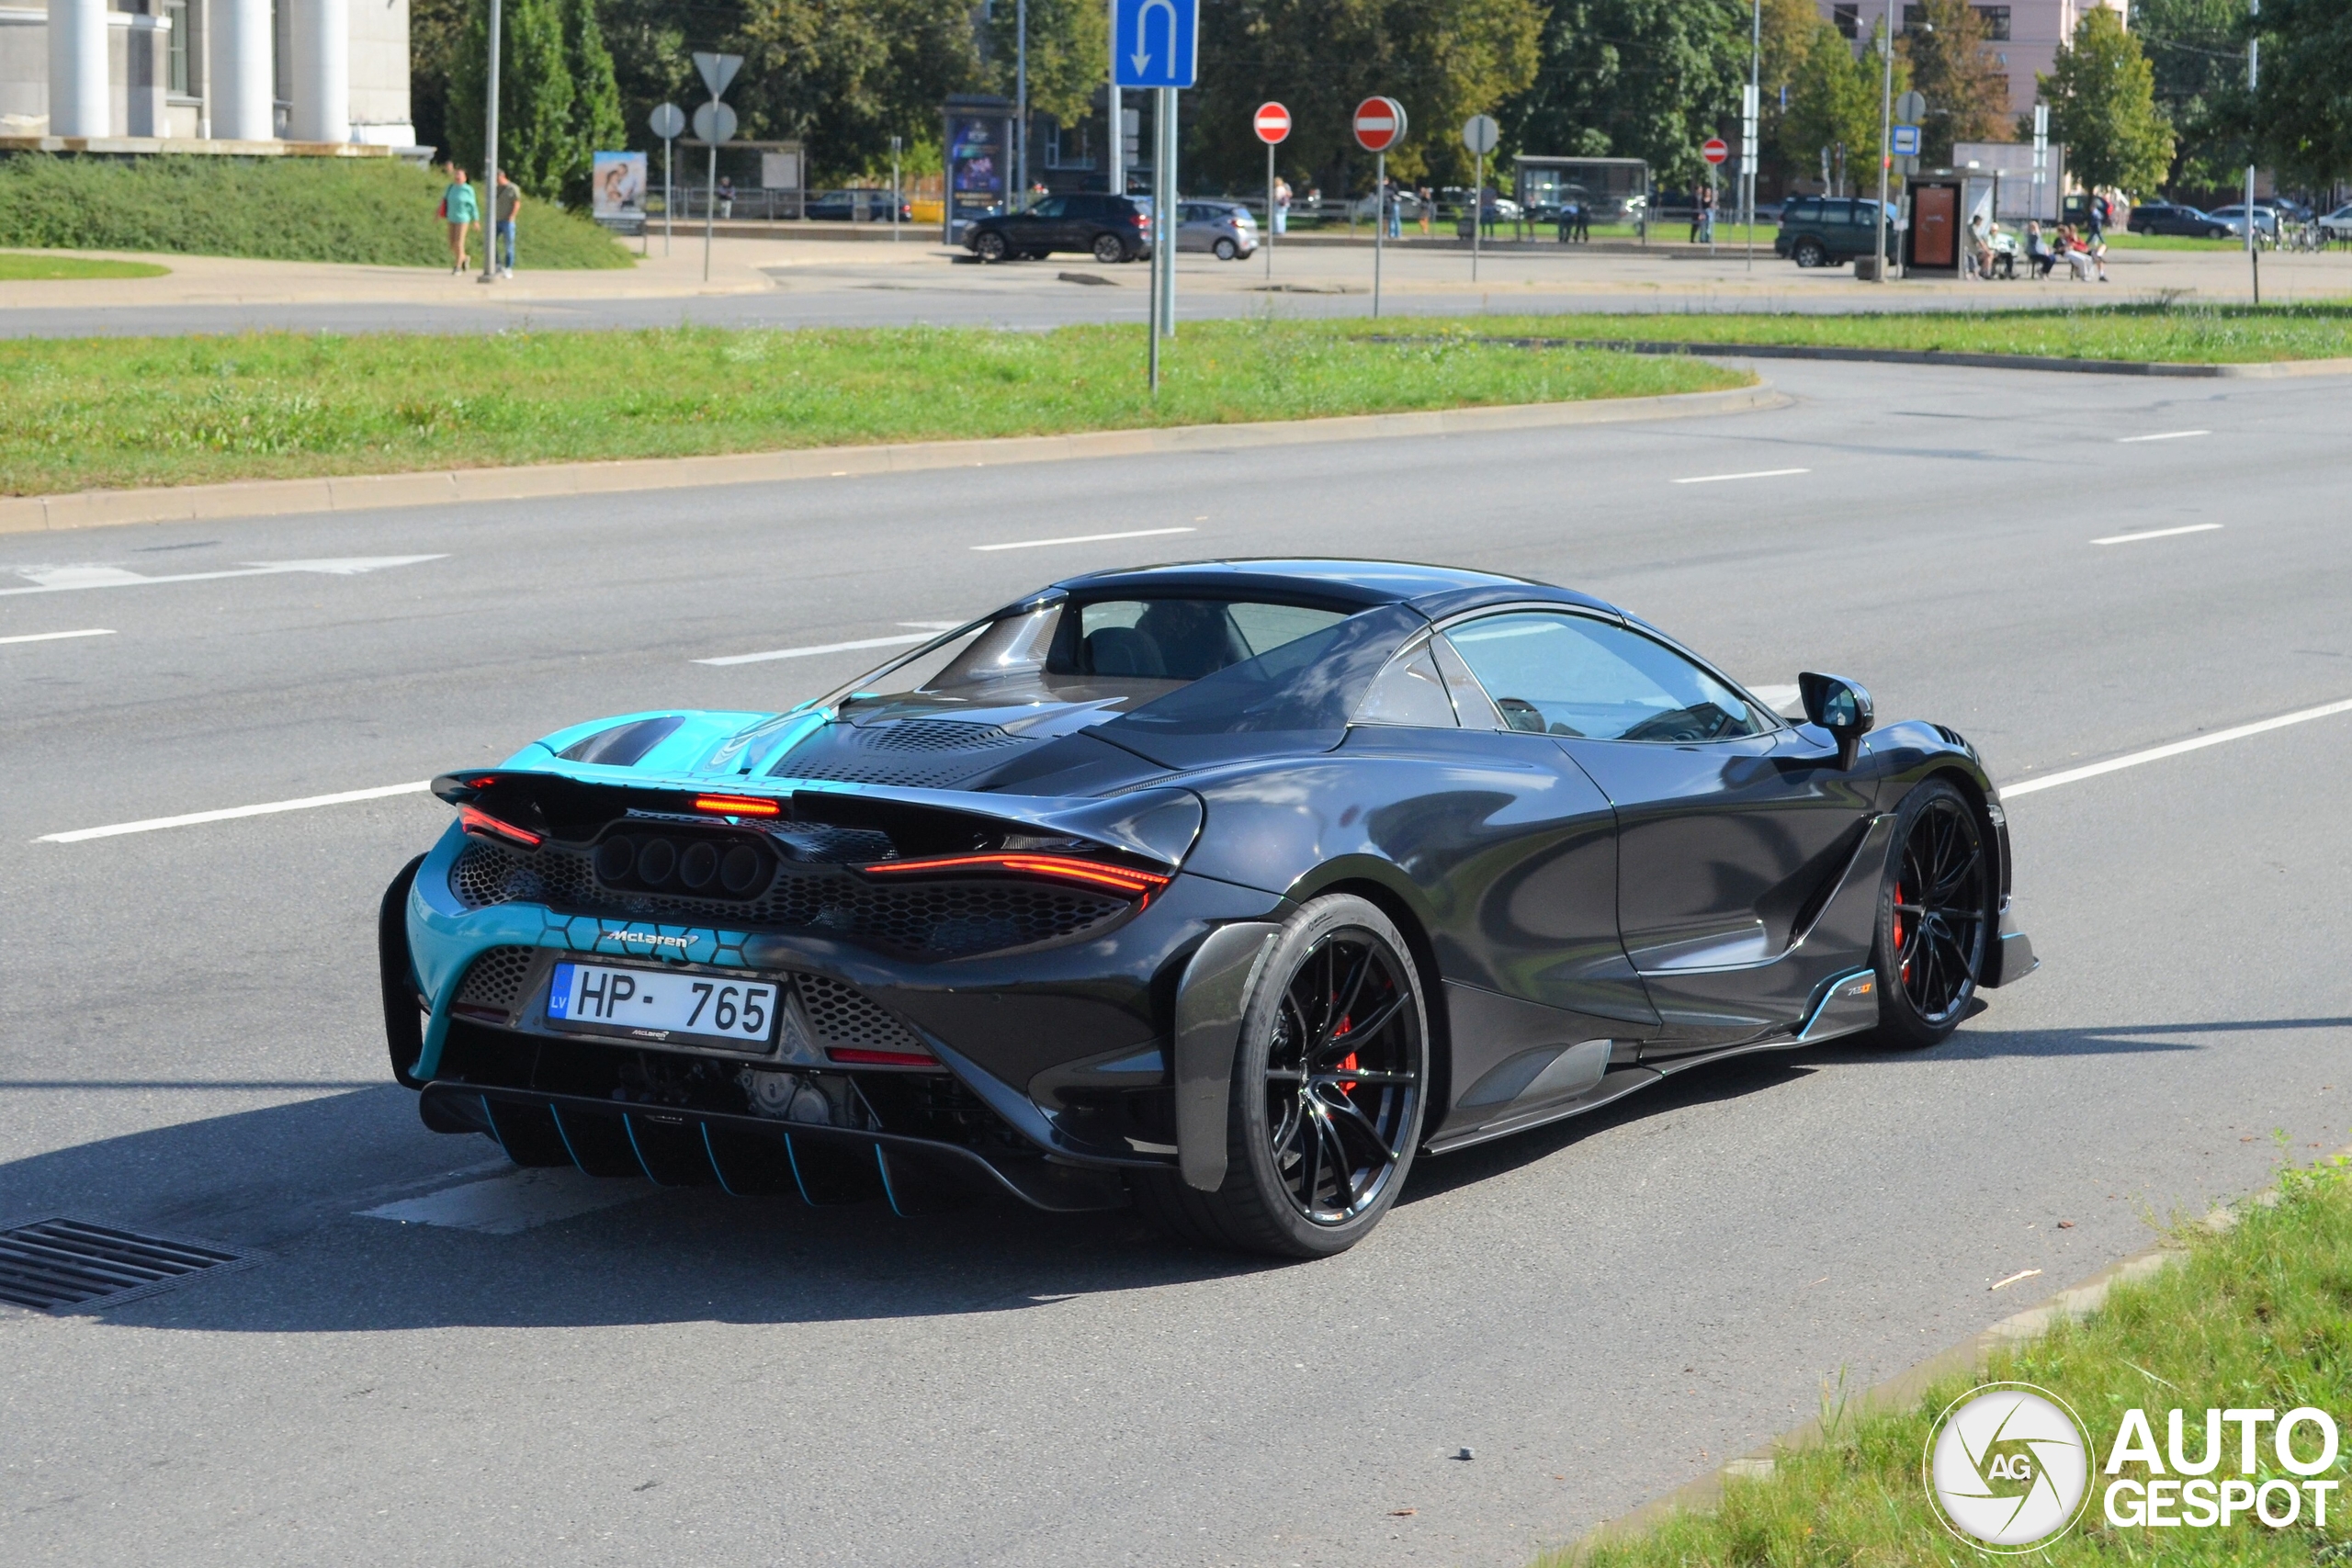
[0,153,632,268]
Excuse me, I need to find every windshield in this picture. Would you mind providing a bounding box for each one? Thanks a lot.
[808,594,1355,717]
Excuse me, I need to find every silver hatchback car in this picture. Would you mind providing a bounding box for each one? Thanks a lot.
[1178,200,1259,260]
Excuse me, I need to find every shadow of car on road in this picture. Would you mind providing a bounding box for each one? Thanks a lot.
[6,1014,2329,1335]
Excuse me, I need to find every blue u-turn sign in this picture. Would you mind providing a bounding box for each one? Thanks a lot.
[1114,0,1199,89]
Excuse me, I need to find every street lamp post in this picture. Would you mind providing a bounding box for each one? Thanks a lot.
[479,0,501,285]
[2246,0,2260,303]
[1873,0,1895,282]
[1015,0,1028,209]
[1746,0,1760,270]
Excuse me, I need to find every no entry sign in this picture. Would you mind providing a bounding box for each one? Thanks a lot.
[1353,96,1406,152]
[1254,102,1291,144]
[1701,137,1730,166]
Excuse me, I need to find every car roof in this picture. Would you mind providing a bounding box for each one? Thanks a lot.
[1047,558,1621,617]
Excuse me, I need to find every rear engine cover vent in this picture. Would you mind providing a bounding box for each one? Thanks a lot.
[0,1218,258,1314]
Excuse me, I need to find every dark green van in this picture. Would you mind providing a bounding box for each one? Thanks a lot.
[1774,197,1900,268]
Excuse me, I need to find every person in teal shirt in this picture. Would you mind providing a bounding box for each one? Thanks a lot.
[441,166,480,273]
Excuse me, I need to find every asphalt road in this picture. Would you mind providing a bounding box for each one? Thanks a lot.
[4,358,2348,1566]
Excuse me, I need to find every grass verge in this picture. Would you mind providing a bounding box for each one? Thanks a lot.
[1341,303,2352,365]
[0,251,171,280]
[0,320,1746,496]
[1561,1151,2352,1567]
[0,155,632,269]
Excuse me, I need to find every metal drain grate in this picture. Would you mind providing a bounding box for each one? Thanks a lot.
[0,1218,257,1314]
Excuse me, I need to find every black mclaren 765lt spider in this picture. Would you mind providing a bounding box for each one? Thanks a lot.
[382,559,2034,1257]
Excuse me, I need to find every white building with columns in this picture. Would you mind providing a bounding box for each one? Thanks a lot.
[2,0,411,146]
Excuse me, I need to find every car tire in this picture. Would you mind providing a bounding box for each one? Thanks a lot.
[1092,232,1126,264]
[972,231,1009,263]
[1135,894,1429,1258]
[1213,236,1238,260]
[1792,238,1827,269]
[1862,780,1993,1051]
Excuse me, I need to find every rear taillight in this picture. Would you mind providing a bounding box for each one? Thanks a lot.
[861,852,1170,898]
[459,804,543,849]
[693,794,783,818]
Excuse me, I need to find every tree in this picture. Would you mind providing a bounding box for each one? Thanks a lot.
[1780,17,1905,193]
[447,0,576,199]
[561,0,628,199]
[2132,0,2248,195]
[1498,0,1748,190]
[1896,0,2011,164]
[2031,6,2173,196]
[1188,0,1541,195]
[988,0,1109,130]
[722,0,984,184]
[2251,0,2352,187]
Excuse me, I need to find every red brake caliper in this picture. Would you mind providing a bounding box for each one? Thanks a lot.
[1333,1016,1358,1096]
[1894,877,1911,981]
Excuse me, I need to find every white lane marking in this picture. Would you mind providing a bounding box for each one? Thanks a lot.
[38,780,431,843]
[2092,523,2223,546]
[0,555,447,597]
[1671,468,1811,485]
[970,526,1195,552]
[1749,682,1802,715]
[2116,429,2211,444]
[695,632,931,667]
[357,1168,649,1235]
[899,621,966,629]
[0,627,114,646]
[2002,697,2352,799]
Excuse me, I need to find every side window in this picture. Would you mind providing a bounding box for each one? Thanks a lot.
[1354,641,1458,728]
[1028,196,1069,219]
[1786,198,1819,223]
[1440,613,1764,743]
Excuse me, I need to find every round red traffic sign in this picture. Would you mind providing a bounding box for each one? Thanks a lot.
[1254,102,1291,145]
[1701,137,1729,166]
[1352,96,1406,153]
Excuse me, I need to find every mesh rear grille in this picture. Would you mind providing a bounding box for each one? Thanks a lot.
[770,718,1026,787]
[795,974,925,1054]
[860,719,1018,753]
[455,946,538,1012]
[449,841,1125,958]
[0,1219,255,1314]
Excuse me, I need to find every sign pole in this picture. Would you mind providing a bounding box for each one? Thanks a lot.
[1708,161,1717,256]
[891,135,901,243]
[1373,152,1385,318]
[1472,147,1482,282]
[479,0,501,285]
[1157,85,1176,339]
[1266,140,1275,280]
[1874,0,1894,283]
[2246,0,2260,304]
[662,140,672,254]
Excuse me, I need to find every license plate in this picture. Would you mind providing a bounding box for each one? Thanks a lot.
[545,963,778,1051]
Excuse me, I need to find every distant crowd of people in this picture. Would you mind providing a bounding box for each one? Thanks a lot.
[1963,191,2111,283]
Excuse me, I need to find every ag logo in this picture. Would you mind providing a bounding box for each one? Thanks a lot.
[1924,1382,2092,1551]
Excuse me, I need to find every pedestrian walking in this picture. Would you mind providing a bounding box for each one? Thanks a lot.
[1571,199,1589,243]
[439,164,479,273]
[1272,176,1291,236]
[1385,178,1401,239]
[2087,191,2109,243]
[718,175,734,220]
[493,171,521,276]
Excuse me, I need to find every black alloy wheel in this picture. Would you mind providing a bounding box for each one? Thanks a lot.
[1092,232,1125,264]
[1136,894,1429,1258]
[973,230,1009,263]
[1792,237,1827,268]
[1868,781,1991,1049]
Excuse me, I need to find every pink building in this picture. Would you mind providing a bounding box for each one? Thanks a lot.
[1815,1,2128,117]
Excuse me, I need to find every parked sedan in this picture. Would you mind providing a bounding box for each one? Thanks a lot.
[2319,204,2352,242]
[2127,202,2232,238]
[2206,204,2282,241]
[804,189,913,223]
[965,193,1151,263]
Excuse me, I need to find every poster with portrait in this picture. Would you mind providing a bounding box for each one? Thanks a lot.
[592,152,648,220]
[946,115,1009,238]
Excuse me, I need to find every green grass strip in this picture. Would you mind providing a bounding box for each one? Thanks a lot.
[1563,1150,2352,1566]
[1332,303,2352,366]
[0,155,632,270]
[0,252,171,280]
[0,320,1745,497]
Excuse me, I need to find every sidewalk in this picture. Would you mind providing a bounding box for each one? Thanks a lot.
[5,235,2344,317]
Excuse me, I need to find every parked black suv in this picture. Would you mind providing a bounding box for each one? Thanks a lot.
[965,194,1152,263]
[2126,202,2232,239]
[1774,196,1899,267]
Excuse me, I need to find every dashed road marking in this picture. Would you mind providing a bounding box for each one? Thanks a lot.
[970,526,1195,551]
[2092,523,2222,546]
[2115,429,2211,444]
[1671,468,1810,485]
[2002,697,2352,798]
[0,627,113,646]
[38,781,432,843]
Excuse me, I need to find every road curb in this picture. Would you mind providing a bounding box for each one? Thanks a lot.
[0,384,1786,536]
[1464,337,2352,379]
[1566,1145,2352,1562]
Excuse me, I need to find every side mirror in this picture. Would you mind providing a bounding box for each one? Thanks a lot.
[1798,671,1874,770]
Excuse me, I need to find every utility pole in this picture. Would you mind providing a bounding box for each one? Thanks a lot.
[1015,0,1028,210]
[2246,0,2261,303]
[1745,0,1760,270]
[1873,0,1895,282]
[891,135,901,243]
[479,0,501,285]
